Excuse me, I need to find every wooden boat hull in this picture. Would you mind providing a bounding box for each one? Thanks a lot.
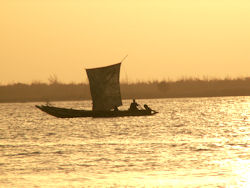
[35,105,158,118]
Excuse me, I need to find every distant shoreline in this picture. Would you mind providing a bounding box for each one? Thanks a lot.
[1,77,249,103]
[0,95,249,104]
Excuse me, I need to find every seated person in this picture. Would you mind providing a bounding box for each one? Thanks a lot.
[144,104,152,112]
[129,99,139,111]
[113,106,118,111]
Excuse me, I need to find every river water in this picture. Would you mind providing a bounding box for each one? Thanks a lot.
[0,97,249,187]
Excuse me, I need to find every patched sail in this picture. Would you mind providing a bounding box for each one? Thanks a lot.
[86,63,122,111]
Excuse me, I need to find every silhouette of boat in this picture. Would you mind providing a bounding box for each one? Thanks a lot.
[35,62,158,118]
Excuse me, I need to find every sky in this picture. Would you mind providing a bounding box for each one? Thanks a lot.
[1,0,250,84]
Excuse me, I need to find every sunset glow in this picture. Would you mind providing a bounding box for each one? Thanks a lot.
[1,0,250,84]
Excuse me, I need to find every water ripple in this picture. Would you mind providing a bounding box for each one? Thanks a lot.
[0,97,249,187]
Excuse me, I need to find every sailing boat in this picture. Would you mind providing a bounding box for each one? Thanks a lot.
[35,62,158,118]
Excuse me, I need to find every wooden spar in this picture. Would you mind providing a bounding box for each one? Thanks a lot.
[120,55,128,63]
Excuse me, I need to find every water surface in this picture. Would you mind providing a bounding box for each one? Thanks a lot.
[0,97,249,187]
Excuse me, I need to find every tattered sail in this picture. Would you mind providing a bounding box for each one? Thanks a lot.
[86,63,122,111]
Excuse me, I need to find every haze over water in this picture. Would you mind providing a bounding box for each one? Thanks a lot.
[1,1,250,84]
[0,97,249,187]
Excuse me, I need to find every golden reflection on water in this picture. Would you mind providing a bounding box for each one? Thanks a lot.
[0,97,249,187]
[232,159,250,187]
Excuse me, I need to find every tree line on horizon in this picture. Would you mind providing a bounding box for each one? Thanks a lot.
[0,77,249,103]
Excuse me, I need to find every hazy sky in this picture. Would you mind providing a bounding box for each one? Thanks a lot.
[1,0,250,84]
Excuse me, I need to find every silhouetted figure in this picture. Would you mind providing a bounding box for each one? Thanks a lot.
[144,104,156,113]
[144,104,152,112]
[113,106,118,111]
[129,99,139,111]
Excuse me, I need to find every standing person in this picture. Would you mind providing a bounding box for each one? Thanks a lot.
[129,99,139,111]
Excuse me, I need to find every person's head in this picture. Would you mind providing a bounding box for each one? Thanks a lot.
[133,99,136,103]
